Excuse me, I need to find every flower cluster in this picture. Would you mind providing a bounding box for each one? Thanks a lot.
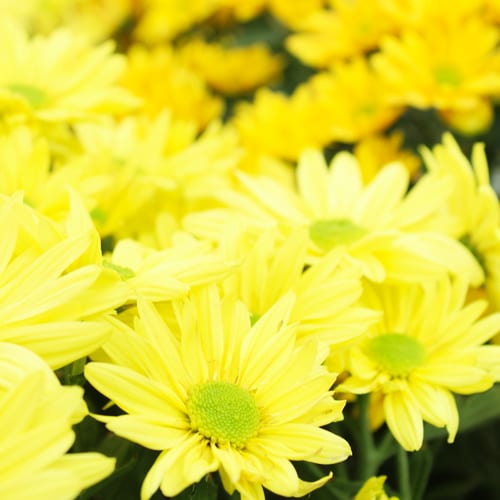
[1,2,500,500]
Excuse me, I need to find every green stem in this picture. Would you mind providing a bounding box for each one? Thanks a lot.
[356,394,378,480]
[396,445,412,500]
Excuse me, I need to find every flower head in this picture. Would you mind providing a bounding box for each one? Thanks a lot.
[85,286,351,499]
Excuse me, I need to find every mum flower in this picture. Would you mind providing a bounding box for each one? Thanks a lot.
[420,133,500,311]
[0,342,115,498]
[338,278,500,451]
[85,286,351,499]
[354,475,398,500]
[0,18,139,128]
[185,148,483,284]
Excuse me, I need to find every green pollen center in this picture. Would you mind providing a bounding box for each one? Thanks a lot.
[367,333,426,376]
[309,218,367,251]
[433,65,461,87]
[7,83,48,108]
[187,381,260,448]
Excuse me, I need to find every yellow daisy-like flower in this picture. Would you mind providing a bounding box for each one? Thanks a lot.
[372,16,500,114]
[0,342,115,498]
[286,0,396,67]
[85,287,351,499]
[338,278,500,451]
[353,131,421,183]
[220,227,378,350]
[305,57,404,143]
[269,0,326,29]
[179,39,284,96]
[185,148,482,284]
[420,133,500,311]
[354,475,398,500]
[0,192,128,369]
[121,44,224,131]
[0,18,139,127]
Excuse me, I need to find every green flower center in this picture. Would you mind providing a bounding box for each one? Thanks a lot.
[433,65,461,87]
[187,381,260,448]
[309,218,367,251]
[367,333,426,376]
[7,83,48,108]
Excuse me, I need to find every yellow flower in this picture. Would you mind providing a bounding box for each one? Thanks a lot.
[0,18,140,128]
[220,228,378,352]
[121,44,224,131]
[85,287,351,499]
[179,39,284,95]
[286,0,396,67]
[0,192,128,369]
[305,57,404,143]
[269,0,326,29]
[372,17,500,114]
[338,278,500,451]
[355,475,398,500]
[0,342,115,498]
[353,132,421,183]
[420,133,500,311]
[185,148,483,284]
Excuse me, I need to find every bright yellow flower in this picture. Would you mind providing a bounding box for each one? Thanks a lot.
[420,133,500,311]
[0,18,140,128]
[85,287,351,499]
[0,192,128,369]
[121,44,224,131]
[353,132,421,183]
[305,58,404,143]
[286,0,396,67]
[372,17,500,114]
[269,0,326,29]
[179,39,284,95]
[0,342,115,498]
[233,87,328,162]
[185,149,483,284]
[217,0,267,22]
[220,228,378,350]
[338,278,500,451]
[355,475,398,500]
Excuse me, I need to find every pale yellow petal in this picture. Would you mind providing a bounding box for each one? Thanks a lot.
[297,149,330,217]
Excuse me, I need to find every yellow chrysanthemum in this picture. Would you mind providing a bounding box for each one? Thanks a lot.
[121,44,224,131]
[0,192,128,369]
[85,287,351,499]
[185,149,483,284]
[354,475,398,500]
[353,132,421,183]
[0,18,139,128]
[372,16,500,114]
[286,0,396,67]
[0,342,115,498]
[305,58,404,143]
[220,228,378,351]
[179,39,284,96]
[269,0,326,29]
[338,278,500,451]
[420,133,500,311]
[233,87,328,162]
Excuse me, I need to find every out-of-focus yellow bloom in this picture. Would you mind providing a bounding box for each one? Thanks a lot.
[233,87,328,162]
[287,0,396,67]
[269,0,326,29]
[217,0,267,21]
[0,342,115,499]
[133,0,221,43]
[0,192,128,369]
[372,17,500,116]
[338,278,500,451]
[353,132,421,183]
[86,287,351,499]
[421,133,500,311]
[121,44,224,131]
[355,475,398,500]
[0,18,140,129]
[438,98,494,136]
[179,39,284,95]
[306,58,404,143]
